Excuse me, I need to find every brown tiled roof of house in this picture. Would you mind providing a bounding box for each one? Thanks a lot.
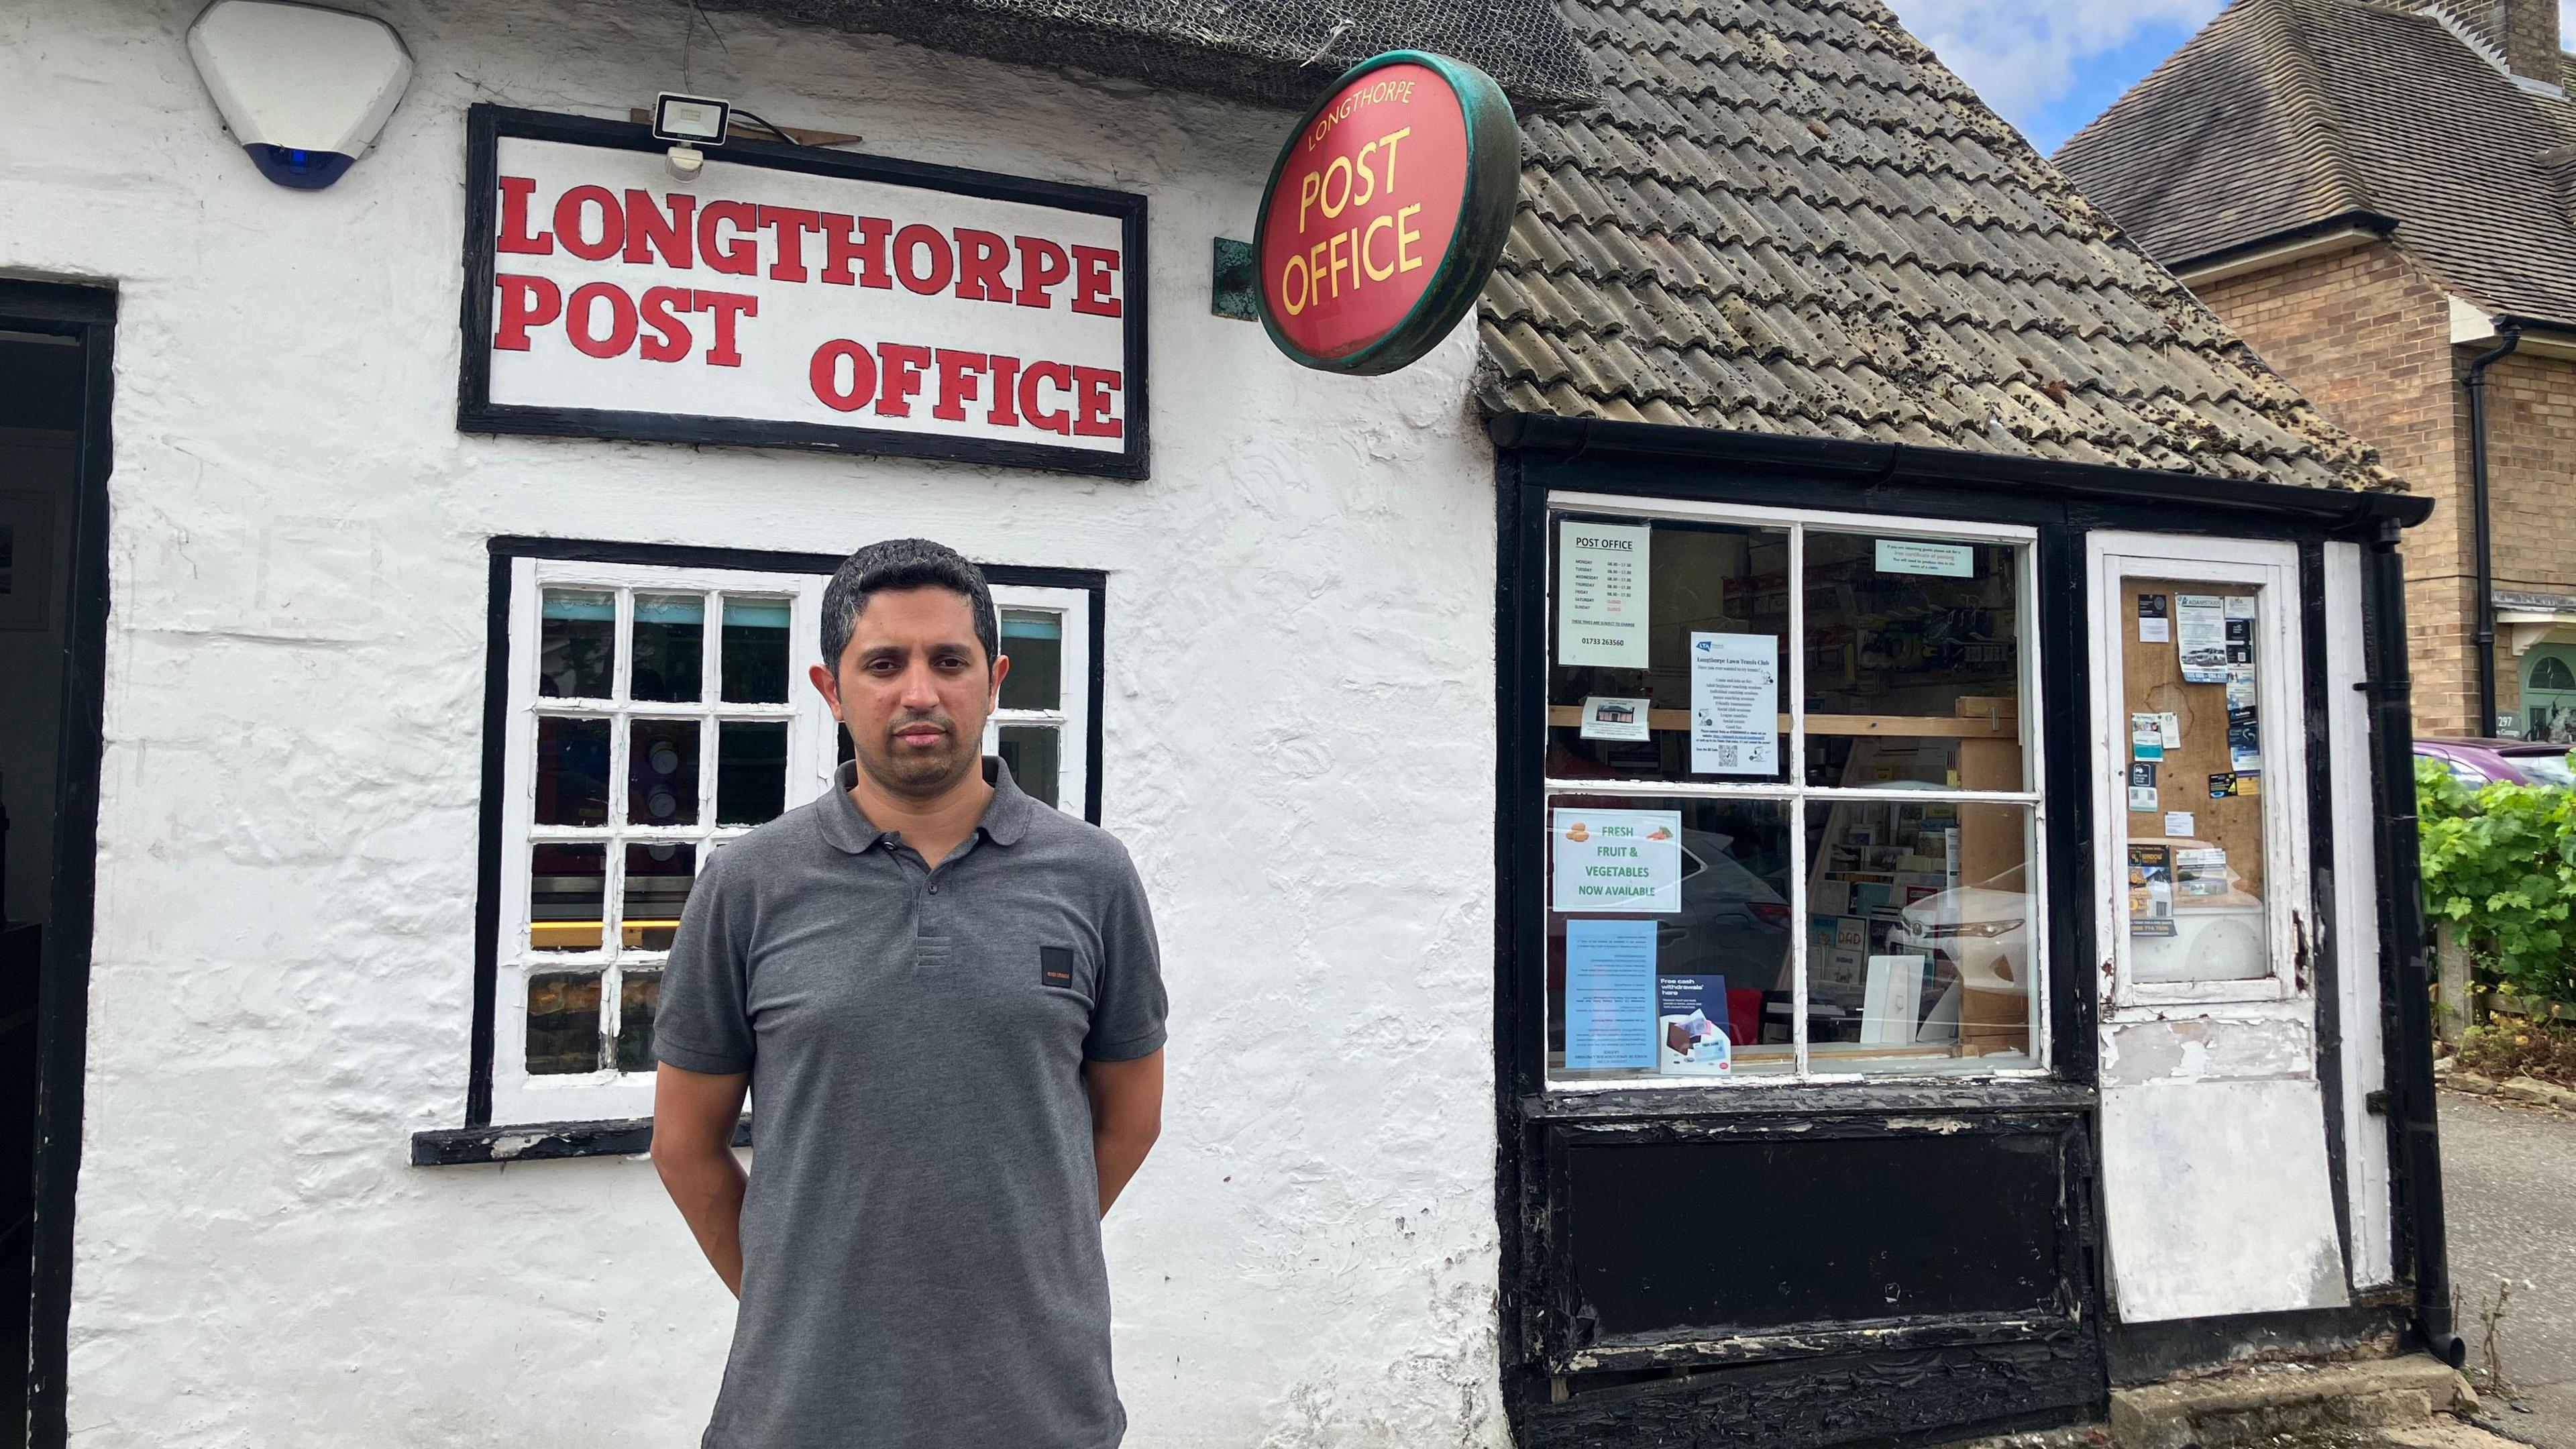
[1477,0,2394,489]
[2053,0,2576,329]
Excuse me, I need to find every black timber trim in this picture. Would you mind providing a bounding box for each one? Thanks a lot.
[7,277,117,1449]
[412,1114,752,1167]
[1488,412,2432,535]
[2164,209,2400,278]
[457,105,1150,480]
[2300,541,2357,1284]
[2103,1301,2411,1385]
[449,535,1107,1139]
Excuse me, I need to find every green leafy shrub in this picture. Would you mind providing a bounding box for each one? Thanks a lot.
[2416,755,2576,1010]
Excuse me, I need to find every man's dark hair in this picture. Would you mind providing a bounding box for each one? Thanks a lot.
[819,538,999,671]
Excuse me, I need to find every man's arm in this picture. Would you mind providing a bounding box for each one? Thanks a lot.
[651,1063,753,1296]
[1083,1049,1163,1217]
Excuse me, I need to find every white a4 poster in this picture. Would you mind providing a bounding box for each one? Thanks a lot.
[1552,808,1684,914]
[1690,631,1778,775]
[1557,521,1650,668]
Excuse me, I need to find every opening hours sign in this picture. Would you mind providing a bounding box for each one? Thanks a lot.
[458,105,1149,479]
[1254,52,1519,376]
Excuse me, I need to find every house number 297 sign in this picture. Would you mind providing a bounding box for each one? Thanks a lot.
[1254,52,1520,375]
[458,105,1148,479]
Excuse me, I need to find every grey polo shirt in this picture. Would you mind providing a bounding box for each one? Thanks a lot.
[655,758,1166,1449]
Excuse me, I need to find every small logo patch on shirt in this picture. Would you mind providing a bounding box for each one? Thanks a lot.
[1040,946,1076,989]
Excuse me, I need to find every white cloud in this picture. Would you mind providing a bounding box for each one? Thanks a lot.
[1881,0,2224,121]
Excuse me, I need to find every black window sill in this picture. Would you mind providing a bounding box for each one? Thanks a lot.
[1517,1075,2093,1123]
[411,1114,751,1167]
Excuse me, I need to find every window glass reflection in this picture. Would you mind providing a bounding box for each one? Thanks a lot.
[629,720,701,826]
[1803,800,2036,1072]
[529,843,605,952]
[525,971,602,1075]
[631,593,704,702]
[1548,519,1790,783]
[616,969,662,1072]
[623,841,696,951]
[1803,534,2023,788]
[539,589,614,698]
[716,720,789,824]
[721,596,792,704]
[1000,724,1061,808]
[535,716,611,826]
[1000,610,1063,710]
[1546,796,1796,1081]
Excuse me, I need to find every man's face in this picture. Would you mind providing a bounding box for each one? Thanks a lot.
[810,586,1010,800]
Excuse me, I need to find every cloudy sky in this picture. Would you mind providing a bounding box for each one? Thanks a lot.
[1882,0,2576,152]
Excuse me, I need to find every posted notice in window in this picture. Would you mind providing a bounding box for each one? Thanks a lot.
[1565,918,1657,1069]
[1557,521,1650,669]
[1552,807,1683,914]
[1690,630,1778,775]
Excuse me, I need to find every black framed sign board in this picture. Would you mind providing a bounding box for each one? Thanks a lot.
[457,105,1150,479]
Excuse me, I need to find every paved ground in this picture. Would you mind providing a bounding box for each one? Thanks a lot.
[2443,1089,2576,1449]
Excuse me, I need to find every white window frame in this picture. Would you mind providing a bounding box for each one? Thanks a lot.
[2084,533,2311,1012]
[1542,491,2049,1091]
[985,582,1093,817]
[490,556,837,1126]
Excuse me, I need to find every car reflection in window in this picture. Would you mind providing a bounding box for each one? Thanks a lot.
[1891,862,2028,1000]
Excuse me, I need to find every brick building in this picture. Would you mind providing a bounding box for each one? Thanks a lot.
[2057,0,2576,739]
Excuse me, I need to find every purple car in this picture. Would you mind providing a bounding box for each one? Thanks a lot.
[2414,738,2576,788]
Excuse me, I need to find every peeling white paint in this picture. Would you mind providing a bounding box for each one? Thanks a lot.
[12,2,1506,1444]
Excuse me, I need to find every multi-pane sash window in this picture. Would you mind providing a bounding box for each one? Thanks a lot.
[494,558,836,1124]
[1542,494,2047,1086]
[480,555,1102,1126]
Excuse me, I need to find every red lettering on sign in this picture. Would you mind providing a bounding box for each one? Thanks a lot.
[1015,236,1069,309]
[697,290,757,367]
[493,274,561,349]
[954,229,1012,303]
[1020,361,1073,435]
[698,201,759,276]
[639,286,694,362]
[986,354,1023,427]
[931,350,987,421]
[875,342,931,417]
[818,213,892,288]
[758,205,822,282]
[892,225,953,296]
[810,339,876,412]
[623,191,695,268]
[497,176,554,254]
[1069,246,1122,317]
[1071,366,1122,437]
[566,282,638,358]
[555,185,625,262]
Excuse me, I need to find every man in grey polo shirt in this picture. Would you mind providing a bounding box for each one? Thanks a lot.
[651,537,1166,1449]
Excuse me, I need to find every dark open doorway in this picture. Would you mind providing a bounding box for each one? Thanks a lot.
[1,280,112,1449]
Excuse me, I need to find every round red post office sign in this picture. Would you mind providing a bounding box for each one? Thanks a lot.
[1254,51,1521,375]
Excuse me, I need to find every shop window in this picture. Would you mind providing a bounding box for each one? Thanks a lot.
[478,549,1101,1127]
[1543,502,2044,1084]
[2522,646,2576,744]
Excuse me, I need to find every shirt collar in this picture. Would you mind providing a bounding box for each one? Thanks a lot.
[817,756,1033,854]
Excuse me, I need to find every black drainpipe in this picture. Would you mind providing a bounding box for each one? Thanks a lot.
[2363,517,2465,1368]
[2463,326,2522,738]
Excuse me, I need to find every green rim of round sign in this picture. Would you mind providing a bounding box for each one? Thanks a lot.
[1253,50,1523,377]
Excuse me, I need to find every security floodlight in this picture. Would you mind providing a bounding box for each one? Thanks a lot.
[653,94,733,146]
[187,0,412,190]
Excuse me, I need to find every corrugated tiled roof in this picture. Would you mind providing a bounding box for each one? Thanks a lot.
[2053,0,2576,329]
[708,0,1599,114]
[1477,0,2394,488]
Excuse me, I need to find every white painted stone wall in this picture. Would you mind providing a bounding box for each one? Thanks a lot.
[1,2,1503,1442]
